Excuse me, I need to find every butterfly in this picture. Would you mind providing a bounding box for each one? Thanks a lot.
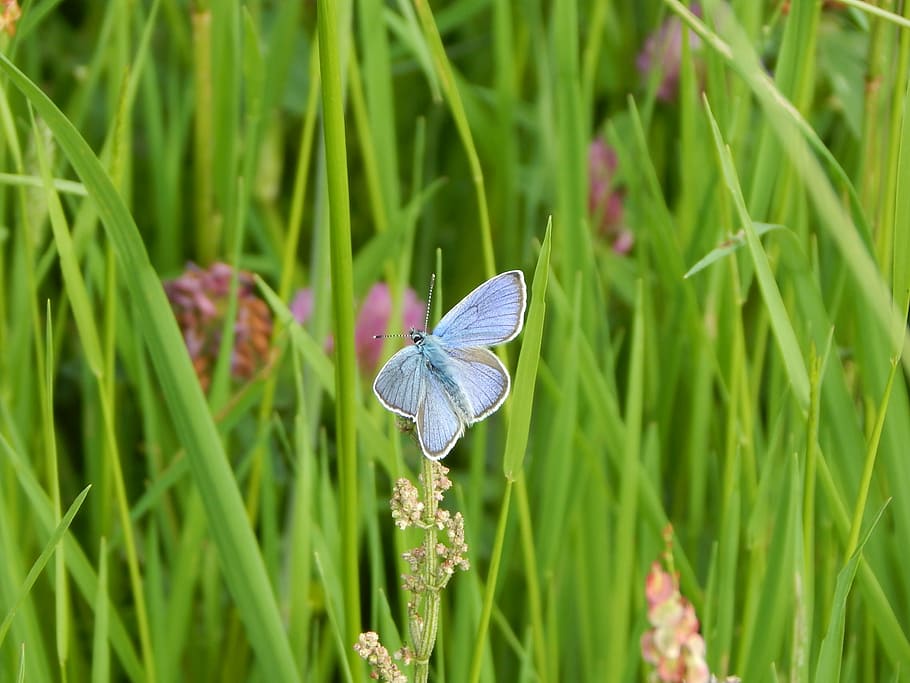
[373,270,527,460]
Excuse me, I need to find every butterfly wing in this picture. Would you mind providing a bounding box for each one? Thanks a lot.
[372,345,425,419]
[416,369,465,460]
[432,270,526,348]
[444,346,511,421]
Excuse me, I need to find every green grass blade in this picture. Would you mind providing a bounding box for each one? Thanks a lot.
[0,486,51,681]
[255,277,396,467]
[191,6,216,263]
[0,51,301,683]
[413,0,496,277]
[465,212,548,682]
[704,94,810,411]
[845,360,899,557]
[675,0,910,372]
[15,644,24,683]
[552,0,588,286]
[42,302,69,676]
[605,279,645,682]
[684,223,786,280]
[468,481,513,683]
[314,547,354,683]
[0,431,143,679]
[815,501,890,683]
[0,486,90,648]
[316,0,361,664]
[91,538,110,683]
[504,220,551,480]
[29,109,102,377]
[836,0,910,29]
[742,457,799,680]
[892,78,910,316]
[359,0,401,213]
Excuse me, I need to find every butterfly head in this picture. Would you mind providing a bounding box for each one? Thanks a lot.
[408,328,426,345]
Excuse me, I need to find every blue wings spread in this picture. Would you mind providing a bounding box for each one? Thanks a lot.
[431,270,526,348]
[416,370,464,459]
[372,270,526,459]
[372,346,424,419]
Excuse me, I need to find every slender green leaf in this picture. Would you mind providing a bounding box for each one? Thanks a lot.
[91,538,110,683]
[0,486,90,648]
[0,51,302,683]
[704,94,810,411]
[684,223,786,279]
[504,220,551,480]
[815,501,890,683]
[316,0,361,661]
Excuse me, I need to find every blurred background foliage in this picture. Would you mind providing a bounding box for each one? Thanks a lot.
[1,0,909,681]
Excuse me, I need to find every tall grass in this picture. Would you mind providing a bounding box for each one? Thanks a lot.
[1,0,909,681]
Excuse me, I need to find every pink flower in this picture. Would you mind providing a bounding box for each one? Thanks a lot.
[291,282,425,375]
[356,283,425,374]
[164,262,272,391]
[637,5,703,103]
[641,557,712,683]
[0,1,21,36]
[289,288,313,325]
[588,138,632,254]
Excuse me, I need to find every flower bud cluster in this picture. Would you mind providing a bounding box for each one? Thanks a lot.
[397,464,469,591]
[641,528,740,683]
[357,462,470,681]
[353,632,408,683]
[390,479,423,530]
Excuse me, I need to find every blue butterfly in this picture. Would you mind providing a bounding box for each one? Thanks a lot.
[373,270,527,459]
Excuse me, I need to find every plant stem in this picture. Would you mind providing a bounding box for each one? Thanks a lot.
[192,6,216,264]
[316,0,362,667]
[414,458,441,683]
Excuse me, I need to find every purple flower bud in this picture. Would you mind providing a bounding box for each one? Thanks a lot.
[637,5,703,103]
[290,288,314,325]
[290,282,425,376]
[356,284,425,374]
[588,138,632,253]
[164,262,273,391]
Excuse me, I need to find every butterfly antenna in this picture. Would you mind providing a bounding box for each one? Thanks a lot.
[372,275,436,340]
[424,273,436,332]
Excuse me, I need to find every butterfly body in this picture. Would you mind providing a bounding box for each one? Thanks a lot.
[374,270,527,460]
[409,329,476,426]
